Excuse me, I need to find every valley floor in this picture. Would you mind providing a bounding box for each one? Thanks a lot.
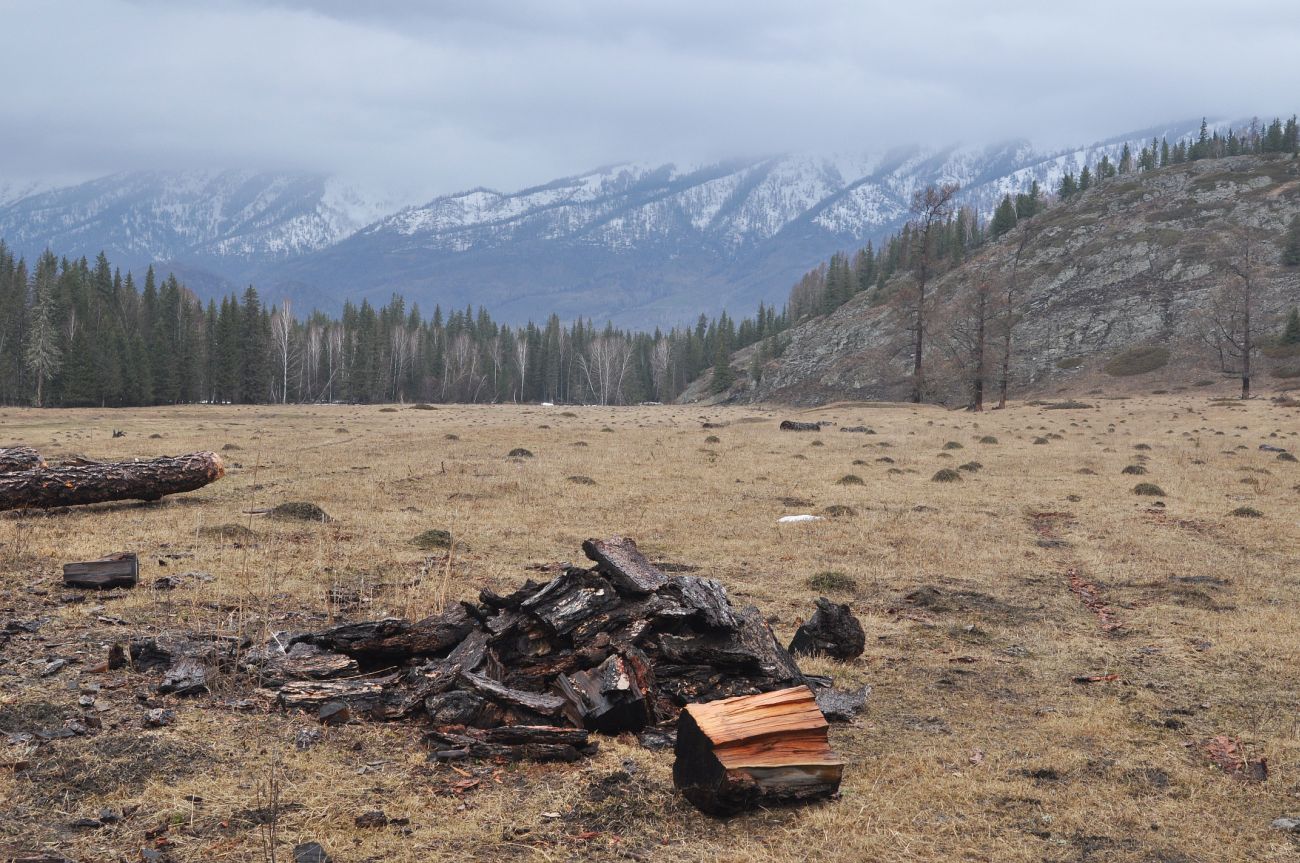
[1,396,1298,862]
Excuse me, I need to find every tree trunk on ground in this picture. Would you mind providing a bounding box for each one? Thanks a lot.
[673,686,843,816]
[0,452,224,512]
[0,447,45,474]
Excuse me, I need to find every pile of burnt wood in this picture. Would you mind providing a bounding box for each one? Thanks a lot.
[239,536,866,763]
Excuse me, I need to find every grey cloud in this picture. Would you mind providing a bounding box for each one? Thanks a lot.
[1,0,1296,200]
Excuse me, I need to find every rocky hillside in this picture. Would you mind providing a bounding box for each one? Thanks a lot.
[698,154,1300,405]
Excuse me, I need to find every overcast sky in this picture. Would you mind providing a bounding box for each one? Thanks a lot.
[2,0,1296,199]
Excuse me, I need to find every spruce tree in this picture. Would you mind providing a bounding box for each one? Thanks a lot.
[991,195,1018,238]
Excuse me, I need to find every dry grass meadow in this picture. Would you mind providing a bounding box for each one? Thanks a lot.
[2,394,1299,862]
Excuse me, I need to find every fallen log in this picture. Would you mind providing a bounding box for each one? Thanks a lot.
[673,685,843,816]
[0,451,224,512]
[0,446,45,474]
[778,421,822,432]
[63,552,138,589]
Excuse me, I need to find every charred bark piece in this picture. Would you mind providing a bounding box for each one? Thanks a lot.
[582,536,669,595]
[249,641,360,687]
[424,728,586,763]
[304,605,475,664]
[0,451,224,511]
[658,606,802,684]
[277,677,392,713]
[520,568,620,635]
[556,647,655,733]
[673,686,843,816]
[63,552,138,589]
[788,598,866,660]
[458,670,566,717]
[0,446,45,474]
[813,684,871,722]
[480,579,544,610]
[480,725,591,747]
[664,576,738,630]
[779,421,822,432]
[425,690,487,725]
[158,659,208,696]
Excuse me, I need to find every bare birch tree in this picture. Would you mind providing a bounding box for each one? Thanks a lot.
[907,183,959,402]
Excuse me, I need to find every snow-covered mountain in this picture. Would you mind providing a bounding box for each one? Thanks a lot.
[0,120,1205,326]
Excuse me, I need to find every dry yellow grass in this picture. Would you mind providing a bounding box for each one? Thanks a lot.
[1,396,1298,862]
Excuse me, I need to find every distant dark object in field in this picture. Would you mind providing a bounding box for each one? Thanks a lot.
[942,441,963,450]
[0,451,224,512]
[779,496,813,507]
[780,421,822,432]
[63,552,139,589]
[1279,452,1298,462]
[1033,437,1050,445]
[412,529,453,550]
[702,421,728,429]
[1122,465,1148,475]
[1043,401,1094,410]
[837,474,864,485]
[445,433,459,440]
[978,436,998,444]
[220,443,241,451]
[269,501,332,523]
[508,448,534,458]
[410,403,437,410]
[789,598,865,661]
[1076,468,1096,475]
[112,429,126,438]
[840,426,874,434]
[379,407,398,413]
[1229,506,1263,518]
[568,475,597,485]
[199,523,257,543]
[1133,483,1166,496]
[958,462,982,472]
[704,435,721,444]
[807,570,856,591]
[932,468,962,482]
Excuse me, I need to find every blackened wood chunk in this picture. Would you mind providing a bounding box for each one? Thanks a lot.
[458,670,566,717]
[425,728,586,762]
[63,552,138,589]
[0,446,46,474]
[425,690,487,725]
[480,578,544,609]
[128,637,175,671]
[658,607,801,685]
[673,686,843,816]
[664,576,738,630]
[445,628,491,674]
[480,725,590,747]
[520,568,620,635]
[306,605,475,663]
[582,536,669,595]
[556,648,655,733]
[813,684,871,722]
[252,642,359,686]
[779,421,822,432]
[277,678,391,713]
[788,598,866,661]
[158,659,208,696]
[0,451,225,512]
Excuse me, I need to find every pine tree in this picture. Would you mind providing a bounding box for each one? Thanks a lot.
[1283,216,1300,266]
[991,194,1018,238]
[1078,165,1092,191]
[1058,172,1078,200]
[1282,308,1300,345]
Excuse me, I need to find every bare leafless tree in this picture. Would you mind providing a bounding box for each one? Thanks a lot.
[513,332,530,402]
[907,183,959,402]
[270,299,292,404]
[579,335,633,405]
[1206,225,1264,399]
[996,223,1036,409]
[649,338,672,401]
[944,274,996,411]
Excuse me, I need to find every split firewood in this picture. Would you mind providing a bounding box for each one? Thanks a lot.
[63,552,138,589]
[0,446,45,474]
[673,685,844,816]
[0,451,224,512]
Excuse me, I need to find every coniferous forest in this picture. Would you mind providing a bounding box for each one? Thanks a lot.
[0,245,788,407]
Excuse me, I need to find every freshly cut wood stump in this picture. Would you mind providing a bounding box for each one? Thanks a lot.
[673,685,843,816]
[0,451,224,511]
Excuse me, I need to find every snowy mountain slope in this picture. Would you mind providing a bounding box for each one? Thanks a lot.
[0,170,394,277]
[0,120,1208,325]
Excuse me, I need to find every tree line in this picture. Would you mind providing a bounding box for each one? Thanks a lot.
[0,244,792,407]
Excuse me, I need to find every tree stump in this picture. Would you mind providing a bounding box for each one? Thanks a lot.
[788,598,865,660]
[673,686,843,815]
